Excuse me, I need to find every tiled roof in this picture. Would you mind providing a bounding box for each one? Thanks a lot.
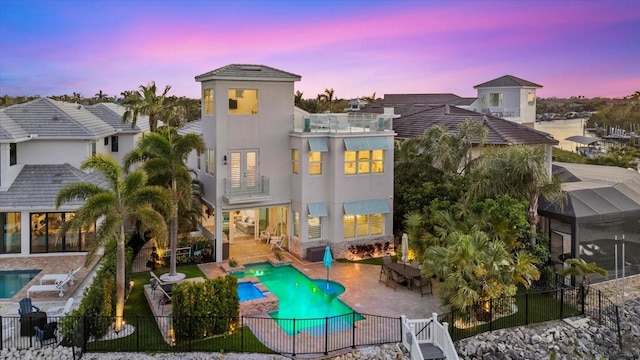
[1,98,115,140]
[393,105,558,146]
[474,75,542,89]
[0,111,29,141]
[177,120,202,136]
[195,64,301,82]
[86,103,151,133]
[361,93,477,116]
[0,164,107,210]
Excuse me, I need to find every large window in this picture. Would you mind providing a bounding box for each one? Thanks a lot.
[308,216,321,239]
[30,212,94,253]
[343,214,384,239]
[292,149,299,174]
[489,93,503,107]
[1,212,21,254]
[309,151,322,175]
[204,88,214,115]
[204,149,214,175]
[228,89,258,115]
[345,150,385,175]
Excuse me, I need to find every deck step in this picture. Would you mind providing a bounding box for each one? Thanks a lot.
[419,343,445,360]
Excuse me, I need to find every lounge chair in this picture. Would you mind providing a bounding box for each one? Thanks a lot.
[27,276,72,298]
[150,271,166,285]
[157,284,172,314]
[47,297,74,317]
[269,235,286,251]
[34,321,58,346]
[40,267,81,286]
[18,297,40,316]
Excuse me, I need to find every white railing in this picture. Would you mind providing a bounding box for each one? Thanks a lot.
[292,112,393,134]
[480,107,521,118]
[401,313,460,360]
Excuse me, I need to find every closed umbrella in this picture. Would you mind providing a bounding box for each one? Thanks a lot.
[401,233,409,268]
[323,245,333,289]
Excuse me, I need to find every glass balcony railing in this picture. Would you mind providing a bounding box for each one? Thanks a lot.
[480,107,521,118]
[223,176,270,204]
[292,113,393,134]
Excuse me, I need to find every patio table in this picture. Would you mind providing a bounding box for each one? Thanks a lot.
[386,263,421,289]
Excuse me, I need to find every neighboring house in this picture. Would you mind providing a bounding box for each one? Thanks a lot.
[0,98,149,257]
[469,75,542,126]
[344,98,368,112]
[185,64,395,261]
[539,162,640,280]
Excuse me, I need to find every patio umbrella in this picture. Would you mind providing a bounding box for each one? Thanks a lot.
[401,233,409,268]
[323,245,333,289]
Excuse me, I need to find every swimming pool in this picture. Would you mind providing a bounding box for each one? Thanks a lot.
[235,263,363,334]
[0,270,41,298]
[238,281,265,302]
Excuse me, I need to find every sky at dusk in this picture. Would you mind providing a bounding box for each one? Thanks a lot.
[1,0,639,100]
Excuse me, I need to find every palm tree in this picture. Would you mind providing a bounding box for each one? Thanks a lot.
[559,258,608,288]
[469,145,565,242]
[94,90,109,103]
[123,128,205,278]
[56,154,170,331]
[319,88,335,103]
[122,81,173,132]
[294,90,304,105]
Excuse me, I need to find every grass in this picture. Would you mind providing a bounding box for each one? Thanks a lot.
[87,263,274,354]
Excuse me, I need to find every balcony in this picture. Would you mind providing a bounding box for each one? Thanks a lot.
[223,176,270,205]
[480,107,521,118]
[292,113,393,134]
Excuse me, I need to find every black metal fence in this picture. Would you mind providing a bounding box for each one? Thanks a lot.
[1,312,400,357]
[438,284,621,348]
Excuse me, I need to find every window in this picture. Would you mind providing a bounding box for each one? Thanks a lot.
[528,92,535,106]
[104,137,109,146]
[90,142,96,156]
[293,211,300,237]
[309,151,322,175]
[345,150,385,175]
[10,143,17,166]
[343,213,385,239]
[308,216,321,239]
[204,149,214,175]
[1,212,21,254]
[30,212,94,253]
[228,89,258,114]
[204,88,214,115]
[489,93,503,107]
[196,152,201,170]
[111,136,119,152]
[292,149,299,174]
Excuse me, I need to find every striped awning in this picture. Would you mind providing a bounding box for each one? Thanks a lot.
[308,138,328,152]
[344,137,390,151]
[343,199,390,215]
[308,202,328,217]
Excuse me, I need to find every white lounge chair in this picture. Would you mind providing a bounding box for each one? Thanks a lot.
[47,297,74,317]
[40,267,81,286]
[27,276,72,298]
[269,235,286,251]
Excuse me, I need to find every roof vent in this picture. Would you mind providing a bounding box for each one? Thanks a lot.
[240,66,262,71]
[53,115,60,120]
[77,105,82,109]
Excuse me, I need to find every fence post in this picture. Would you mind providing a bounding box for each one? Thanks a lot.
[560,288,564,319]
[351,312,356,349]
[525,292,529,325]
[324,317,329,355]
[136,316,139,352]
[0,315,3,351]
[615,305,622,349]
[292,318,296,357]
[241,316,244,352]
[489,299,493,332]
[581,285,585,316]
[598,291,602,324]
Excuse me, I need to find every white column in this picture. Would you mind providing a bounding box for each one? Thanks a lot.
[0,143,9,190]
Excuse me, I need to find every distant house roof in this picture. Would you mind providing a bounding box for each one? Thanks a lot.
[360,93,478,117]
[393,104,558,146]
[86,103,151,133]
[0,98,116,140]
[195,64,301,82]
[177,120,202,136]
[474,75,542,89]
[0,164,107,210]
[564,135,602,145]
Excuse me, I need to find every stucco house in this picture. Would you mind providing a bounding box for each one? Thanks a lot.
[182,64,395,261]
[0,98,149,257]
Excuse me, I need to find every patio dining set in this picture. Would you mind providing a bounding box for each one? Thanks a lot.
[379,256,433,296]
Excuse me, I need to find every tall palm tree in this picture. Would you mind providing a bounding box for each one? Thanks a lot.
[294,90,304,105]
[56,154,169,331]
[559,258,608,288]
[122,82,173,132]
[123,128,205,278]
[319,88,335,103]
[469,145,565,242]
[94,90,109,103]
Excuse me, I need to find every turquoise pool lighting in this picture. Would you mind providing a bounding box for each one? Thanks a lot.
[235,263,363,335]
[0,270,41,298]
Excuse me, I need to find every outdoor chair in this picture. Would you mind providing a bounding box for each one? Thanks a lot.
[18,297,40,316]
[379,256,392,285]
[259,226,275,243]
[411,276,433,297]
[27,275,72,298]
[39,266,81,286]
[34,321,58,346]
[47,297,74,317]
[389,270,405,291]
[269,235,286,251]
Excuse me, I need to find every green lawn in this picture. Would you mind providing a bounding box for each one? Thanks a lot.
[87,264,274,354]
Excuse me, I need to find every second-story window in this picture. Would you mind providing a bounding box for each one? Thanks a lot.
[204,88,214,115]
[345,150,385,175]
[204,149,214,175]
[528,92,535,106]
[309,151,322,175]
[292,149,299,174]
[10,143,17,166]
[111,136,119,152]
[489,93,503,107]
[228,89,258,115]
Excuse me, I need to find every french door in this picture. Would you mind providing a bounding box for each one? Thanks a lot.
[229,150,259,192]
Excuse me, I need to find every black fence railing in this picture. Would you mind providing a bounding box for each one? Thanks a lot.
[0,312,400,357]
[438,285,621,348]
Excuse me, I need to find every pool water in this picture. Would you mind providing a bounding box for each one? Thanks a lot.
[235,263,363,334]
[0,270,41,298]
[238,282,265,302]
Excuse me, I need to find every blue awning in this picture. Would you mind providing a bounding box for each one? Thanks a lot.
[308,138,328,152]
[343,199,390,215]
[344,137,390,151]
[308,202,328,217]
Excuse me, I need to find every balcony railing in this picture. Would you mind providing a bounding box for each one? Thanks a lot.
[292,113,393,134]
[480,107,521,118]
[223,175,270,204]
